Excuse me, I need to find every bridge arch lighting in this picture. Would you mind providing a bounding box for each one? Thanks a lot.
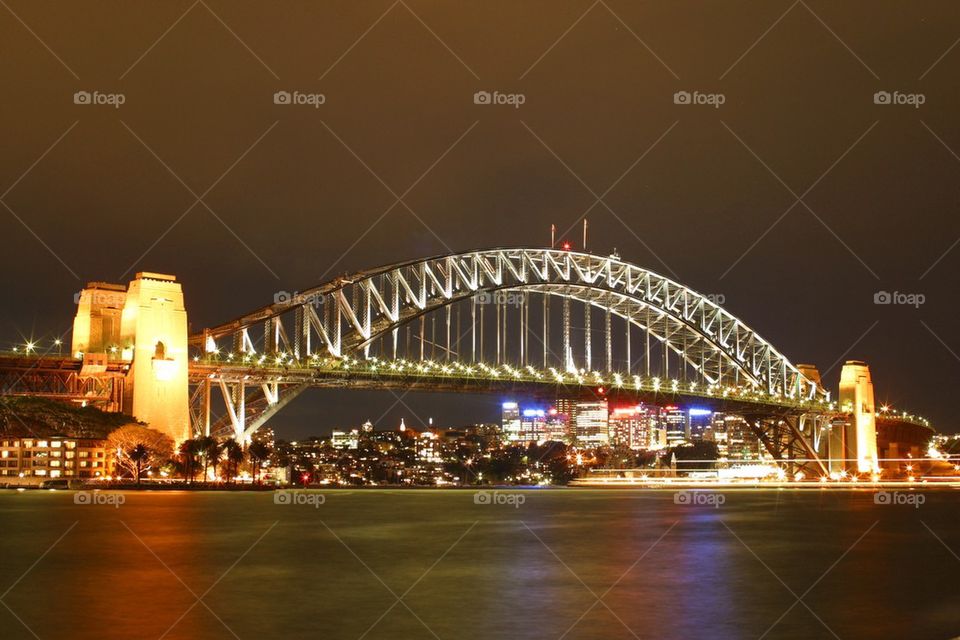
[183,248,852,444]
[193,249,826,402]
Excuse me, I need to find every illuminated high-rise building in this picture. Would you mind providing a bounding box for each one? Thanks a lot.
[609,404,655,450]
[555,398,576,426]
[688,408,713,442]
[715,414,760,461]
[574,400,609,445]
[501,402,522,442]
[660,406,688,446]
[543,408,569,442]
[520,408,548,443]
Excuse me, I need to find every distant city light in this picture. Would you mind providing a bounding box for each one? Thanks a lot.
[688,408,712,416]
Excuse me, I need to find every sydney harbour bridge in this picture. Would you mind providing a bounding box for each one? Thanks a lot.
[0,247,933,476]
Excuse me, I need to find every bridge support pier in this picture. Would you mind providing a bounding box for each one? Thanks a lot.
[72,273,190,444]
[839,361,879,474]
[189,376,307,442]
[745,413,828,477]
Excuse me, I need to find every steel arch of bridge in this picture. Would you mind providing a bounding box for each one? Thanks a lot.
[195,248,826,402]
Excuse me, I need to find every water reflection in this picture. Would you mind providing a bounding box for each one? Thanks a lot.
[0,489,958,639]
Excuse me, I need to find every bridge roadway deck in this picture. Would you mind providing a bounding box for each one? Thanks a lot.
[188,355,834,416]
[0,353,936,428]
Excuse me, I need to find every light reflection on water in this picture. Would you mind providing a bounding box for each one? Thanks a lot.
[0,489,958,640]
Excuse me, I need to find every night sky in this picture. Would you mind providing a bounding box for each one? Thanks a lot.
[2,2,959,438]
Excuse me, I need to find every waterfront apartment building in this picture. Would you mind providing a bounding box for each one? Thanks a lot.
[0,436,110,479]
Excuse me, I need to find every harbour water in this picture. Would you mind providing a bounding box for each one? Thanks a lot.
[0,488,957,639]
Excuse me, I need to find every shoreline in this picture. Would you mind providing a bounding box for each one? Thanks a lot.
[2,482,959,492]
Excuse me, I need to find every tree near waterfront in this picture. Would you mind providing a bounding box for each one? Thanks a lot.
[106,424,174,480]
[207,438,225,480]
[128,444,149,486]
[195,436,220,481]
[178,439,203,483]
[223,440,245,483]
[247,441,271,484]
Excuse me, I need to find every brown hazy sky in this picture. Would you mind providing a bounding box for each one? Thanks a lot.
[2,1,960,436]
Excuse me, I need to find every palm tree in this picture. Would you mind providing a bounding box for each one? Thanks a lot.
[223,440,245,484]
[129,443,149,486]
[179,439,202,484]
[204,438,224,481]
[196,436,218,481]
[247,441,272,484]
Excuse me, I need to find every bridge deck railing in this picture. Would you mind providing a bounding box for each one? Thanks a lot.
[190,353,840,413]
